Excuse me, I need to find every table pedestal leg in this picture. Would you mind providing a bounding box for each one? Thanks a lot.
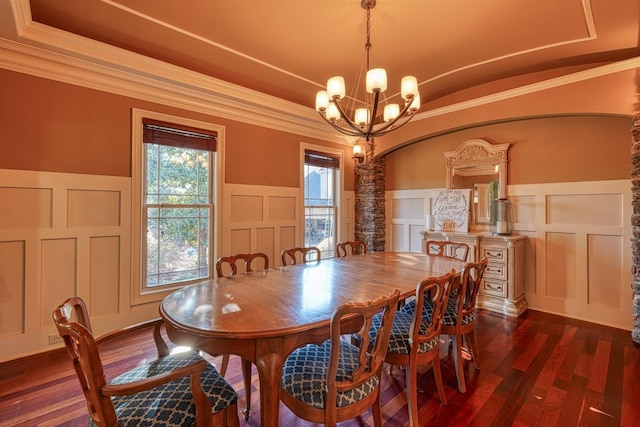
[255,339,284,427]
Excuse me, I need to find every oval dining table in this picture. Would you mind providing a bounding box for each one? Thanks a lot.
[159,251,466,427]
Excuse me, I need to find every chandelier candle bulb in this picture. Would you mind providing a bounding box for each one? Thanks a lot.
[315,91,329,111]
[355,108,370,126]
[401,76,418,99]
[327,76,345,99]
[384,104,400,122]
[409,94,421,112]
[366,68,387,92]
[326,103,340,121]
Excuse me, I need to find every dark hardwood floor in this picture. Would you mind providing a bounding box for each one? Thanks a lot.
[1,309,638,426]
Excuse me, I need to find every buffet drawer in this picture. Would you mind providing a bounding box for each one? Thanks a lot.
[481,279,507,297]
[484,263,507,280]
[481,247,507,263]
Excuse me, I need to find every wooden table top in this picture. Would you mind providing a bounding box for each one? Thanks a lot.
[160,252,465,340]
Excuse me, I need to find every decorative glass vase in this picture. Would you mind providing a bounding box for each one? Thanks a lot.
[491,198,513,235]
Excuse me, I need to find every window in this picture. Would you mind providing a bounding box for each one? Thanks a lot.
[304,149,340,259]
[142,118,216,289]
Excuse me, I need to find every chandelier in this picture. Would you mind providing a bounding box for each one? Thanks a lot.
[314,0,420,144]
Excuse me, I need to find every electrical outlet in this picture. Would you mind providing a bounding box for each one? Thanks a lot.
[48,334,63,345]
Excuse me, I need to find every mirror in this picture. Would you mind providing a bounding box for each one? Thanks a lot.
[444,139,510,230]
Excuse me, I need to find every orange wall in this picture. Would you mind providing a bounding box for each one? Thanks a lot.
[0,69,353,189]
[1,68,631,192]
[385,115,632,190]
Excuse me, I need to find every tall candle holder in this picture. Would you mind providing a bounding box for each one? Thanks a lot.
[491,198,513,235]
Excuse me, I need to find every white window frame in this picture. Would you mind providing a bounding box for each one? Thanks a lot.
[300,143,345,258]
[131,109,225,305]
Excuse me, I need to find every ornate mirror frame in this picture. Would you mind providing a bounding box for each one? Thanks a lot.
[444,138,510,229]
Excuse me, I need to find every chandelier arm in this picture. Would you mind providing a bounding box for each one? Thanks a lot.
[366,97,417,136]
[318,113,365,137]
[370,111,417,138]
[331,99,369,135]
[366,90,381,137]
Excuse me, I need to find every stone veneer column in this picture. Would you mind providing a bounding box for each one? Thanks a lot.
[631,115,640,344]
[354,140,386,252]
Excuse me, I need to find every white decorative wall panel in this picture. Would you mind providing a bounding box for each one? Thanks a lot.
[587,234,623,308]
[389,180,632,330]
[41,238,77,329]
[547,193,622,226]
[231,195,263,222]
[223,184,353,268]
[0,169,135,362]
[387,189,441,254]
[545,232,577,300]
[0,240,25,337]
[0,187,52,229]
[90,236,120,317]
[391,223,404,251]
[68,189,121,227]
[269,196,296,221]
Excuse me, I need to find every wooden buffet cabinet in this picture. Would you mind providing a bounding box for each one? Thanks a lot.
[421,231,527,317]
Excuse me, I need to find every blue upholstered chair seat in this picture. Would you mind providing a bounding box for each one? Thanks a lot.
[400,298,434,318]
[281,341,380,409]
[368,311,438,355]
[92,351,238,427]
[402,297,475,326]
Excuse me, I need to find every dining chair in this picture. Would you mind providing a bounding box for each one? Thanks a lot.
[335,240,367,257]
[52,296,239,427]
[369,271,457,427]
[441,258,488,393]
[425,239,470,261]
[214,252,269,419]
[280,288,400,427]
[281,246,321,266]
[215,252,269,277]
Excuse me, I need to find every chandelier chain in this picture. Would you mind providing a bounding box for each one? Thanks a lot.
[365,6,371,71]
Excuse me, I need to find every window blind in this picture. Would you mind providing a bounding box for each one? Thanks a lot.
[143,118,217,151]
[304,149,340,169]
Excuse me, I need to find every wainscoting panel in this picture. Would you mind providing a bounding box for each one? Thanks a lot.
[224,185,298,268]
[386,189,440,253]
[387,180,632,330]
[222,184,355,268]
[587,234,623,308]
[90,236,121,318]
[515,181,630,329]
[547,193,622,226]
[0,187,52,229]
[40,239,77,330]
[279,226,296,256]
[257,227,276,266]
[0,169,136,363]
[269,196,296,221]
[230,195,263,222]
[391,223,404,251]
[229,228,252,255]
[67,189,121,227]
[345,191,356,240]
[0,240,25,337]
[0,173,355,362]
[545,232,577,300]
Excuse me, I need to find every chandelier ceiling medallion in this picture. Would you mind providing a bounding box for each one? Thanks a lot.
[315,0,420,147]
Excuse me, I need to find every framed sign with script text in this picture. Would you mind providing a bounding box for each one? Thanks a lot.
[433,189,471,232]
